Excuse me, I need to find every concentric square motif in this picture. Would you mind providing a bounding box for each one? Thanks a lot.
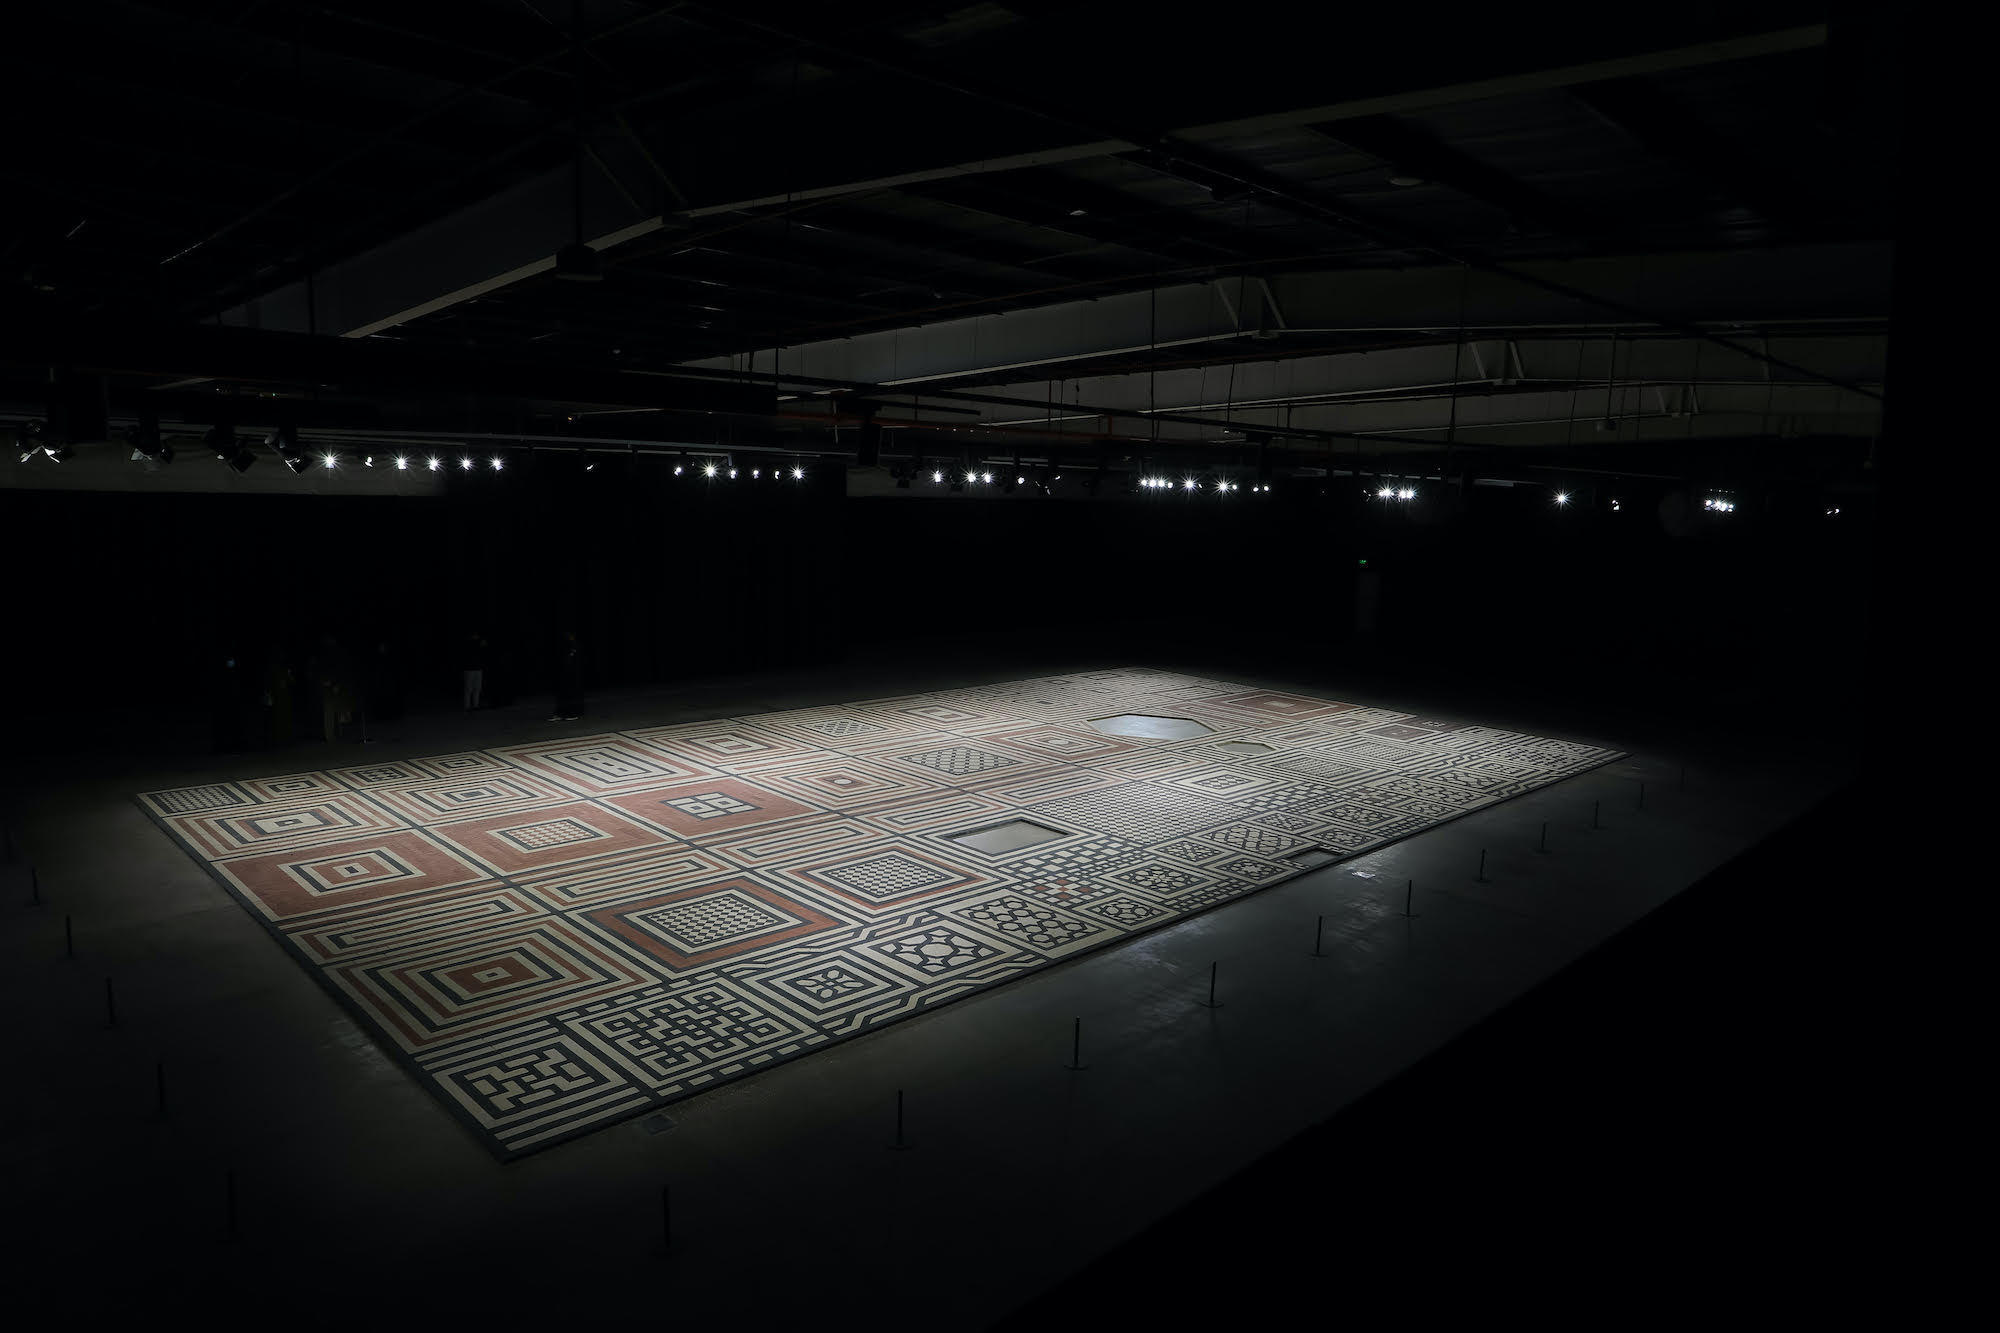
[139,782,249,816]
[239,771,348,803]
[167,791,407,859]
[492,737,719,796]
[622,719,815,772]
[210,829,490,923]
[361,770,578,825]
[139,668,1622,1160]
[328,918,655,1051]
[747,756,938,810]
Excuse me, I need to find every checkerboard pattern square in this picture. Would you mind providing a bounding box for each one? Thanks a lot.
[138,669,1622,1160]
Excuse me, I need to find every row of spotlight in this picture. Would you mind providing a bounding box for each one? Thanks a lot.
[1138,477,1263,492]
[8,421,815,482]
[199,426,807,481]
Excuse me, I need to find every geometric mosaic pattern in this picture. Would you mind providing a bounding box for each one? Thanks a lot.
[136,668,1622,1160]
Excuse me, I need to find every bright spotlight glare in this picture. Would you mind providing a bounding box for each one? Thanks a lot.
[792,466,804,479]
[982,472,993,483]
[932,470,943,483]
[426,456,440,471]
[728,468,737,478]
[460,455,473,470]
[704,463,717,477]
[1555,492,1569,505]
[322,452,338,468]
[674,465,683,474]
[490,456,502,470]
[753,468,760,478]
[394,456,407,470]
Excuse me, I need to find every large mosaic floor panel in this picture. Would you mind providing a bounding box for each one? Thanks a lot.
[138,669,1622,1159]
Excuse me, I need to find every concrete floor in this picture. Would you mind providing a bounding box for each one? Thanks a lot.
[0,652,1847,1325]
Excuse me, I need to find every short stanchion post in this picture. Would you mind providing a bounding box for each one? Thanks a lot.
[1197,960,1222,1009]
[64,913,73,959]
[660,1184,672,1252]
[1638,780,1646,811]
[155,1061,167,1119]
[1065,1017,1088,1070]
[105,977,117,1029]
[1476,849,1489,883]
[1311,915,1327,958]
[1402,878,1417,918]
[224,1169,238,1240]
[1538,821,1549,854]
[889,1089,910,1150]
[1592,799,1600,830]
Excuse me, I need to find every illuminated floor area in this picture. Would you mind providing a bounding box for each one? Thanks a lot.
[133,670,1622,1159]
[0,658,1844,1325]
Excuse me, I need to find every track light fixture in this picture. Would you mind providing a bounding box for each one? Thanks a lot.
[126,413,170,464]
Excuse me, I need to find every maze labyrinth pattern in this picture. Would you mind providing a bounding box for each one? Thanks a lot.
[137,669,1622,1159]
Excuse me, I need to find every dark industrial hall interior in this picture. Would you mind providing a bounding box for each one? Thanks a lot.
[1,1,1918,1323]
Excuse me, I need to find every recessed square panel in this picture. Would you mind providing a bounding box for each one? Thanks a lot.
[1087,714,1214,740]
[948,819,1069,855]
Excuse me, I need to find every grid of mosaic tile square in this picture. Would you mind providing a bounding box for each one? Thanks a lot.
[137,669,1622,1158]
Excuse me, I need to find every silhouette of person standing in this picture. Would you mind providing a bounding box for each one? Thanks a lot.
[550,630,584,722]
[463,632,486,712]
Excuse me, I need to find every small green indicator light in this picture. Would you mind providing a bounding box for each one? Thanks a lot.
[1358,558,1369,566]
